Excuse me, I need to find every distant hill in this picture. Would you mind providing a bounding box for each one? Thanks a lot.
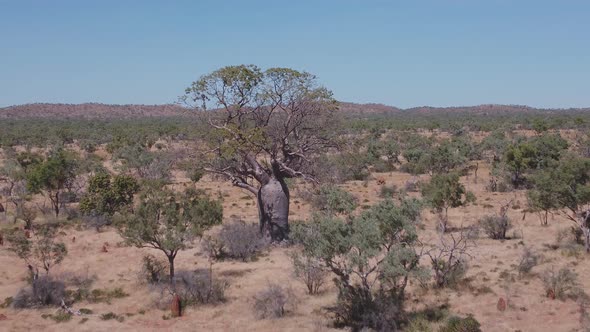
[0,102,588,119]
[0,103,190,119]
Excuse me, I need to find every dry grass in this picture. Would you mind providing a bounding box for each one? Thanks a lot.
[0,152,589,331]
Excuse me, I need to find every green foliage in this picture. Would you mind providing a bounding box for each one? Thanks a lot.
[100,312,125,322]
[79,172,139,218]
[480,130,510,161]
[400,136,475,175]
[503,134,568,187]
[189,167,204,183]
[26,148,78,217]
[292,198,426,330]
[438,315,481,332]
[7,226,67,275]
[367,139,400,167]
[428,140,468,174]
[528,154,590,241]
[527,170,560,225]
[119,187,223,280]
[310,185,358,216]
[113,145,172,181]
[421,173,474,232]
[532,118,549,133]
[66,287,129,304]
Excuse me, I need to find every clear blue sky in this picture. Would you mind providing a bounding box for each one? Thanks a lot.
[1,0,589,108]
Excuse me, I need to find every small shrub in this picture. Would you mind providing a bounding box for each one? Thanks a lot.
[406,316,433,332]
[17,204,37,230]
[176,269,228,306]
[290,253,327,295]
[438,315,481,332]
[428,231,473,288]
[100,312,124,322]
[431,258,468,288]
[253,283,297,319]
[404,178,421,192]
[309,185,357,216]
[0,297,13,308]
[206,221,269,261]
[50,311,73,323]
[60,271,97,289]
[373,159,396,173]
[67,287,129,304]
[541,267,584,300]
[379,184,398,198]
[79,308,93,314]
[139,254,167,284]
[517,247,540,276]
[478,214,511,240]
[557,227,585,245]
[13,276,66,308]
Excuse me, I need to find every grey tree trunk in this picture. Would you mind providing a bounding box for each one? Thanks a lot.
[258,176,290,241]
[583,227,590,253]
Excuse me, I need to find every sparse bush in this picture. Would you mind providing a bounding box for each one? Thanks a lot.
[207,221,269,261]
[404,177,421,192]
[542,267,584,301]
[517,247,540,276]
[555,227,585,256]
[13,276,66,308]
[310,185,357,216]
[17,204,37,230]
[427,231,473,288]
[176,269,228,306]
[253,283,297,319]
[82,211,110,232]
[139,254,167,284]
[438,315,481,332]
[478,215,511,240]
[6,225,68,276]
[290,252,327,295]
[380,184,398,198]
[373,159,396,173]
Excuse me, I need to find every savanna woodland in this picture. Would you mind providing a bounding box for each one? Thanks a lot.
[1,66,590,331]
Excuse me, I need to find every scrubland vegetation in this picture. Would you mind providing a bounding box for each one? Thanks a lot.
[1,65,590,331]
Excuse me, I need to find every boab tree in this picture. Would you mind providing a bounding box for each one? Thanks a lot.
[182,65,337,241]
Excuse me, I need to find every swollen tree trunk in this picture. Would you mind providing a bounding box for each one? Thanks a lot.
[258,176,290,241]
